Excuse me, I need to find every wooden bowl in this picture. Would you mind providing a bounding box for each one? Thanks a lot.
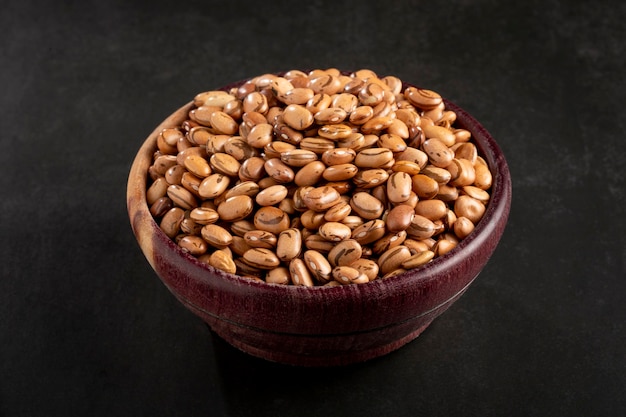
[127,76,512,367]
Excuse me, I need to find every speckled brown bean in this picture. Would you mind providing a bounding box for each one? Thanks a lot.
[242,248,280,269]
[402,250,435,269]
[372,231,407,255]
[352,169,389,189]
[280,149,318,167]
[243,230,277,249]
[386,172,413,204]
[246,123,274,148]
[299,137,335,154]
[407,215,436,240]
[462,185,490,204]
[378,133,407,153]
[327,239,363,268]
[422,124,456,147]
[314,107,347,124]
[304,234,336,253]
[209,153,241,177]
[351,219,386,245]
[474,163,493,190]
[453,216,475,239]
[318,124,354,140]
[411,174,439,200]
[349,258,379,281]
[318,222,353,242]
[238,157,266,182]
[302,186,341,211]
[349,106,374,125]
[448,158,476,187]
[454,195,486,224]
[201,224,233,248]
[332,266,369,285]
[350,192,384,220]
[210,111,239,135]
[178,235,208,256]
[289,258,314,287]
[276,228,302,261]
[404,87,442,110]
[255,185,288,206]
[414,199,447,221]
[422,138,454,168]
[421,165,452,185]
[324,201,352,222]
[253,206,291,234]
[322,163,358,181]
[303,250,333,284]
[266,267,291,285]
[189,207,219,225]
[224,181,260,199]
[160,207,185,238]
[282,104,314,130]
[217,195,254,222]
[147,177,168,205]
[321,148,356,165]
[242,91,268,114]
[208,249,237,274]
[354,148,394,168]
[167,185,197,210]
[378,245,412,275]
[198,174,230,199]
[264,158,295,183]
[386,205,415,232]
[300,209,326,230]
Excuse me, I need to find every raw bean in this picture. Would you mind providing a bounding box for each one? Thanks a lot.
[167,185,197,210]
[332,266,369,285]
[351,219,386,245]
[209,250,237,274]
[421,165,452,185]
[265,140,296,159]
[224,181,260,199]
[229,236,252,256]
[264,158,295,183]
[323,201,352,222]
[306,93,332,114]
[147,177,168,205]
[302,186,341,211]
[349,106,374,125]
[210,153,241,177]
[352,169,389,188]
[402,250,435,269]
[454,142,478,164]
[253,206,291,234]
[280,149,318,167]
[453,216,475,239]
[336,132,365,150]
[386,172,413,203]
[332,93,359,113]
[256,185,289,206]
[462,185,490,204]
[160,207,185,238]
[237,157,265,182]
[243,248,280,269]
[391,160,421,176]
[230,219,256,237]
[201,224,233,248]
[304,233,336,252]
[349,258,379,281]
[411,174,439,199]
[189,207,219,225]
[341,215,364,230]
[378,245,412,275]
[321,148,356,165]
[266,267,291,285]
[437,184,459,202]
[303,250,333,283]
[454,195,485,224]
[234,258,263,278]
[378,133,407,153]
[407,215,436,240]
[278,87,315,105]
[150,196,173,218]
[434,239,456,256]
[372,231,407,255]
[322,163,358,181]
[299,137,335,154]
[183,154,211,178]
[243,91,268,114]
[386,205,415,232]
[198,174,230,199]
[414,199,447,221]
[404,87,442,110]
[165,165,185,185]
[422,124,455,147]
[350,192,384,220]
[276,228,302,261]
[327,239,363,267]
[178,235,208,256]
[387,119,410,139]
[318,124,354,140]
[422,138,454,168]
[282,104,314,130]
[244,230,277,249]
[210,111,239,135]
[246,123,274,148]
[224,136,258,161]
[194,90,236,108]
[319,222,352,242]
[474,163,493,190]
[300,209,326,230]
[354,148,394,168]
[447,158,476,187]
[397,147,429,169]
[314,107,348,124]
[404,239,432,255]
[289,258,314,287]
[153,155,178,175]
[361,116,393,134]
[217,195,254,222]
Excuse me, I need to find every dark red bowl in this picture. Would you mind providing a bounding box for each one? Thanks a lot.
[127,76,511,367]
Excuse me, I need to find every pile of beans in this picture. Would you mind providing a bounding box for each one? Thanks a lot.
[146,68,493,286]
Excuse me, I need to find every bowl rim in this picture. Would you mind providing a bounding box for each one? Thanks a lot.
[127,75,512,299]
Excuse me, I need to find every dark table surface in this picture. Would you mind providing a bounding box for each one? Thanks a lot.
[2,0,625,416]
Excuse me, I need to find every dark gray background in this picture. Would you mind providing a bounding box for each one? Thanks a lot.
[2,0,624,416]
